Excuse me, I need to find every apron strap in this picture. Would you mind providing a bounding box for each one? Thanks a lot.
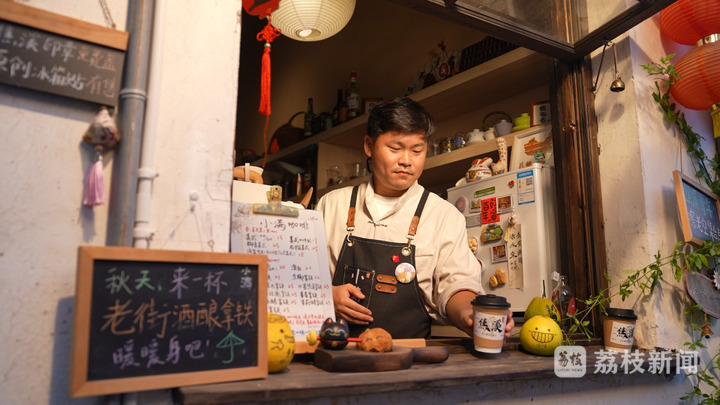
[402,189,430,254]
[345,185,430,245]
[346,185,359,232]
[408,189,430,237]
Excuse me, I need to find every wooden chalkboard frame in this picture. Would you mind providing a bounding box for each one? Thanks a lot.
[70,246,268,398]
[673,170,720,245]
[0,1,128,50]
[0,1,128,104]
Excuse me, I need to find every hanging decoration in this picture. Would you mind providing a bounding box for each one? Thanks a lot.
[243,0,281,168]
[660,0,720,46]
[270,0,355,42]
[242,0,278,19]
[659,0,720,138]
[241,1,355,166]
[670,40,720,111]
[82,106,120,207]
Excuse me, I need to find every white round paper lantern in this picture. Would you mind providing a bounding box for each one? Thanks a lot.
[271,0,356,41]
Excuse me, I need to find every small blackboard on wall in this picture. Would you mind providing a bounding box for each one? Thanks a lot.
[70,246,268,398]
[673,170,720,245]
[0,2,128,105]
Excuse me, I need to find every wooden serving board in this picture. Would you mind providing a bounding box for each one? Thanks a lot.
[314,346,449,372]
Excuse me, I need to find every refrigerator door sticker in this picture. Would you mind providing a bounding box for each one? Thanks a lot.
[454,196,468,213]
[474,186,496,198]
[466,214,483,228]
[481,197,499,224]
[480,224,503,243]
[497,195,513,213]
[506,223,524,288]
[517,170,536,205]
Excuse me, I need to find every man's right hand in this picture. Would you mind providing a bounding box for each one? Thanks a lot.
[332,284,374,325]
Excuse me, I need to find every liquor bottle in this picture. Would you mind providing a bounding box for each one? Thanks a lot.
[332,89,347,125]
[303,97,314,137]
[295,173,302,197]
[551,275,575,331]
[302,158,313,192]
[345,71,361,119]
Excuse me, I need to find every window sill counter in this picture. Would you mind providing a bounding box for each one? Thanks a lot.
[179,340,675,404]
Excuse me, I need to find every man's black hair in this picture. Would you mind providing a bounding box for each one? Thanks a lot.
[366,97,435,140]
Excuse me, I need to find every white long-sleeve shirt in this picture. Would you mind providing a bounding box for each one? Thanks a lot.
[316,179,485,324]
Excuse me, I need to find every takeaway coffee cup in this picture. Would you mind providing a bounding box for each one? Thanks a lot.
[603,308,637,352]
[471,294,510,353]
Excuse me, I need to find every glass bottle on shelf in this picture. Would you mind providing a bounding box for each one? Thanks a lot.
[345,71,361,119]
[551,274,575,331]
[302,158,313,193]
[303,97,314,137]
[333,89,347,125]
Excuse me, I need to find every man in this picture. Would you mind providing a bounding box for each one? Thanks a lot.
[317,97,513,339]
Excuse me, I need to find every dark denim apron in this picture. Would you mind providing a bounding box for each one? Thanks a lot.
[331,185,432,338]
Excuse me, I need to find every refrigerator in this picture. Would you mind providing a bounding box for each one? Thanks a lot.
[446,163,559,315]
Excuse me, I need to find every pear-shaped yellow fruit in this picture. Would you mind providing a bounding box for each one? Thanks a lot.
[520,315,563,356]
[267,313,295,373]
[524,296,561,323]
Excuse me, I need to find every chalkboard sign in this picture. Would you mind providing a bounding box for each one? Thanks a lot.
[230,184,336,354]
[0,2,127,105]
[70,246,268,398]
[673,170,720,245]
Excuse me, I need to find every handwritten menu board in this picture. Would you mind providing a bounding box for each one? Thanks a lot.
[70,246,267,398]
[230,202,335,353]
[0,2,127,105]
[673,170,720,245]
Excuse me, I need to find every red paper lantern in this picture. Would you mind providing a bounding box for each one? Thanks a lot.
[671,40,720,110]
[660,0,720,45]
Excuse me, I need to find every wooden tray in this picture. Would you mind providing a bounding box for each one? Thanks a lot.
[314,346,449,372]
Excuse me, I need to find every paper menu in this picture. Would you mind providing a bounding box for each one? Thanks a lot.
[230,199,335,352]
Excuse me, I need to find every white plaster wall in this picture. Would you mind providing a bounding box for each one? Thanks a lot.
[595,10,718,399]
[146,2,240,251]
[0,0,242,403]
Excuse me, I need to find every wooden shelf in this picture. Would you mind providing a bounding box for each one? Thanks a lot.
[419,131,520,188]
[255,47,549,203]
[255,48,547,164]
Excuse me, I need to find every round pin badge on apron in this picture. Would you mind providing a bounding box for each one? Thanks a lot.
[395,262,416,283]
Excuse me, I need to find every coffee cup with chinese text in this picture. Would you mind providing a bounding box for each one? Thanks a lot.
[471,294,510,353]
[603,308,637,352]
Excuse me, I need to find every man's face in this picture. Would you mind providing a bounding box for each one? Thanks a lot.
[364,131,427,197]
